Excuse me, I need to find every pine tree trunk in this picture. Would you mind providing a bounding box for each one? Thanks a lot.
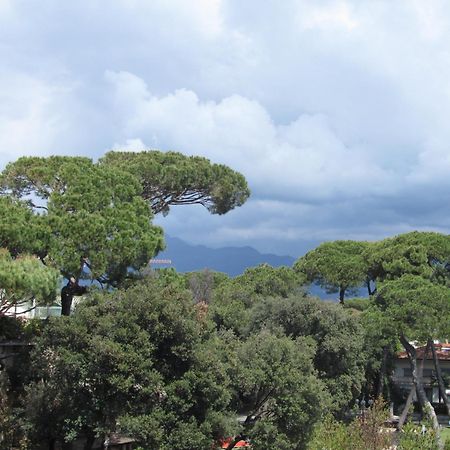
[400,335,443,450]
[61,288,73,316]
[398,386,415,430]
[428,338,450,416]
[398,341,429,430]
[376,346,388,397]
[339,286,345,304]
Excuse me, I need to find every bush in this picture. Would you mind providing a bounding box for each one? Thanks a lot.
[397,422,438,450]
[307,398,392,450]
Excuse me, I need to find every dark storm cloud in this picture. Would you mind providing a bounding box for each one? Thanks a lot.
[1,0,450,254]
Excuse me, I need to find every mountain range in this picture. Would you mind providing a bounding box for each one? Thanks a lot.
[155,236,295,276]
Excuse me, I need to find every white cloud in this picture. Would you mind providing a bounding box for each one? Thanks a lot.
[0,0,13,17]
[105,70,393,203]
[2,0,450,253]
[298,1,359,31]
[0,73,71,167]
[112,138,148,152]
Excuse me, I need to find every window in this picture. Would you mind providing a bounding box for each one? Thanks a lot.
[403,368,412,377]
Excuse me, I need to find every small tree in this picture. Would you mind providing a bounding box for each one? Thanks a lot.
[0,249,59,316]
[307,398,391,450]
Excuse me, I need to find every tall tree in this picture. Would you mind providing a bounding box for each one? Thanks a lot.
[294,241,371,303]
[0,151,250,313]
[228,330,329,450]
[99,150,250,215]
[0,155,164,313]
[374,275,450,448]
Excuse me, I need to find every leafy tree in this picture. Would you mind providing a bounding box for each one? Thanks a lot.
[365,231,450,287]
[0,155,165,314]
[362,232,450,406]
[210,265,305,335]
[246,295,367,414]
[0,151,250,313]
[307,398,391,450]
[0,156,164,281]
[0,249,59,316]
[374,275,450,447]
[21,277,236,449]
[99,150,250,215]
[228,330,329,450]
[398,421,439,450]
[294,241,371,303]
[360,304,398,399]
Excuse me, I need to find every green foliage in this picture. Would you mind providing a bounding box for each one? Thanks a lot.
[344,297,371,311]
[295,240,371,302]
[234,330,330,449]
[20,277,235,448]
[99,150,250,215]
[307,398,391,450]
[209,264,305,335]
[307,415,362,450]
[0,371,15,450]
[0,248,60,314]
[375,274,450,341]
[360,306,399,397]
[366,231,450,285]
[0,197,47,257]
[398,422,438,450]
[443,428,450,449]
[246,295,367,413]
[0,155,164,284]
[232,264,306,299]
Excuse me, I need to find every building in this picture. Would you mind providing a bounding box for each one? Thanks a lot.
[4,299,61,319]
[392,342,450,407]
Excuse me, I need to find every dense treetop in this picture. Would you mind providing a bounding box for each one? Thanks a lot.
[0,155,163,285]
[366,231,450,285]
[294,240,371,303]
[0,150,250,287]
[99,150,250,215]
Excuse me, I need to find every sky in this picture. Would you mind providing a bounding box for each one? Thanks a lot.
[1,0,450,257]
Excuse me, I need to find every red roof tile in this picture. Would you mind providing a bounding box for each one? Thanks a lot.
[396,343,450,361]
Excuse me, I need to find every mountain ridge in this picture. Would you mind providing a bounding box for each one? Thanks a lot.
[156,236,295,276]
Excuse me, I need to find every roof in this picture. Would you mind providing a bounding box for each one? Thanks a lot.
[396,343,450,361]
[109,436,135,445]
[220,438,251,448]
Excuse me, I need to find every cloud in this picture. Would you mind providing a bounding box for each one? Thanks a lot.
[298,2,359,31]
[108,69,450,254]
[106,70,395,205]
[1,0,450,255]
[0,72,71,166]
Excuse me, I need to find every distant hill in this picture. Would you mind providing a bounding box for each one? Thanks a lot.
[156,236,295,276]
[155,236,368,301]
